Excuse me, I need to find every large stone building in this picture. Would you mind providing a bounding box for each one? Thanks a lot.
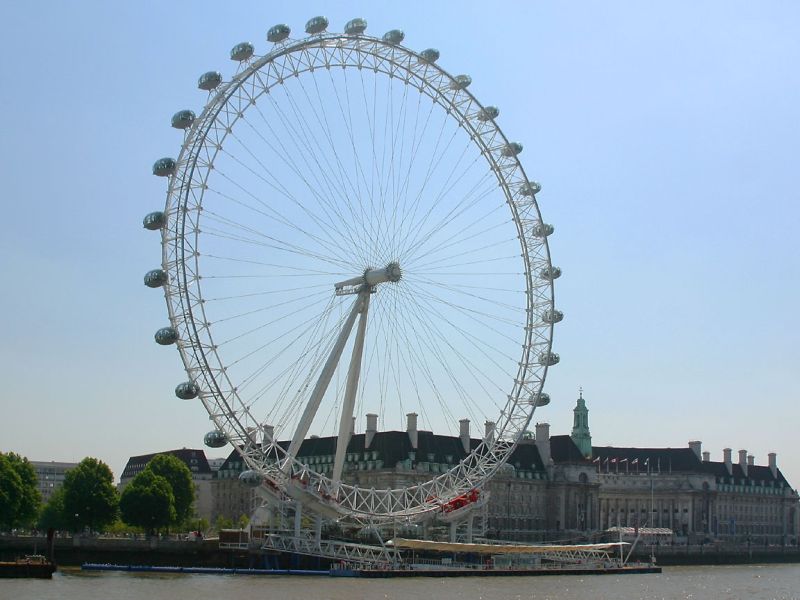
[119,448,215,521]
[139,394,800,544]
[29,460,78,503]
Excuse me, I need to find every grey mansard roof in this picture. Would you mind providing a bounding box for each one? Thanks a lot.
[120,448,212,482]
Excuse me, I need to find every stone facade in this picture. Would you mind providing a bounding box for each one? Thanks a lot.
[30,460,78,503]
[184,395,800,544]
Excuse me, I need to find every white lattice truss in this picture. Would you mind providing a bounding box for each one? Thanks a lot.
[261,533,397,568]
[161,31,556,522]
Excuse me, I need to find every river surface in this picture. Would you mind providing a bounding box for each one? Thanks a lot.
[2,564,799,600]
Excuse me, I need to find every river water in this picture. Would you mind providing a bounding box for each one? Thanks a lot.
[2,564,799,600]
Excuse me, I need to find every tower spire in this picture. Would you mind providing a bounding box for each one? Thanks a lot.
[571,388,592,458]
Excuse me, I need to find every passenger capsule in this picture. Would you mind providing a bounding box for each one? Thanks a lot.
[171,110,196,130]
[267,24,291,43]
[344,18,367,35]
[239,470,263,487]
[154,327,178,345]
[143,211,166,230]
[419,48,440,63]
[204,429,228,448]
[502,142,523,157]
[174,381,199,400]
[538,351,560,366]
[520,181,541,196]
[305,16,328,34]
[477,106,499,121]
[197,70,222,91]
[383,29,404,45]
[541,309,564,324]
[144,269,167,288]
[450,75,472,90]
[532,223,554,238]
[535,392,551,407]
[230,41,255,61]
[152,157,176,177]
[538,266,561,281]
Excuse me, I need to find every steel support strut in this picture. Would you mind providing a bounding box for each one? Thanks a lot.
[332,289,371,488]
[286,287,370,461]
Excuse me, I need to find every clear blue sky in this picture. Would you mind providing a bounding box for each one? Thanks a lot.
[1,1,798,486]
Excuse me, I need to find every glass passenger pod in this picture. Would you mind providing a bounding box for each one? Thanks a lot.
[142,211,166,230]
[197,71,222,91]
[204,430,228,448]
[230,42,255,62]
[419,48,440,63]
[532,222,554,238]
[152,157,176,177]
[538,351,560,366]
[175,381,199,400]
[267,24,291,43]
[144,269,168,288]
[520,181,542,196]
[154,327,178,345]
[450,74,472,90]
[383,29,405,45]
[541,309,564,324]
[477,106,499,121]
[305,16,328,35]
[538,266,561,281]
[171,110,196,130]
[239,470,263,487]
[502,142,523,157]
[535,392,551,407]
[344,18,367,35]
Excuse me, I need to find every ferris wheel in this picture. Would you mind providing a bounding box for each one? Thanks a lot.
[143,17,562,523]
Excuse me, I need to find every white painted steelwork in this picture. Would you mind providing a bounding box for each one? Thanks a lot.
[148,17,560,524]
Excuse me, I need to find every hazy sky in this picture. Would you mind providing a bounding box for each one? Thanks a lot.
[1,2,798,486]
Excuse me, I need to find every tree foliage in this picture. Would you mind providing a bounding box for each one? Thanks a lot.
[119,470,176,534]
[145,454,195,525]
[62,457,119,532]
[0,452,41,530]
[37,486,68,531]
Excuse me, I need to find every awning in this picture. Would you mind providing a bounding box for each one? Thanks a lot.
[605,527,673,536]
[386,538,628,555]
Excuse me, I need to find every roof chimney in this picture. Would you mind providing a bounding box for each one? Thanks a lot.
[535,422,551,467]
[768,452,777,478]
[365,413,378,448]
[688,441,702,460]
[739,449,748,477]
[262,424,275,445]
[747,454,754,467]
[484,420,495,443]
[406,413,418,449]
[459,419,471,454]
[702,451,710,463]
[723,448,732,475]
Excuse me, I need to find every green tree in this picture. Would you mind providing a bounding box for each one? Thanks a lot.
[37,486,68,531]
[119,470,176,534]
[62,457,119,532]
[145,454,194,526]
[0,452,41,530]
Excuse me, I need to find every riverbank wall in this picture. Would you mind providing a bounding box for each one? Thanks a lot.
[2,535,798,569]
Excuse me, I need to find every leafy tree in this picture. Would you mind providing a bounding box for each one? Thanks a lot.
[145,454,194,525]
[0,452,41,530]
[119,470,175,534]
[37,486,68,531]
[214,515,234,531]
[62,457,119,532]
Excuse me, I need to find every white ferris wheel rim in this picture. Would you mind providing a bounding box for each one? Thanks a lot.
[157,24,557,521]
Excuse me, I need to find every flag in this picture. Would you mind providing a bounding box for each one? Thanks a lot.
[619,458,628,463]
[631,458,639,466]
[610,458,617,464]
[593,457,601,463]
[643,458,649,466]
